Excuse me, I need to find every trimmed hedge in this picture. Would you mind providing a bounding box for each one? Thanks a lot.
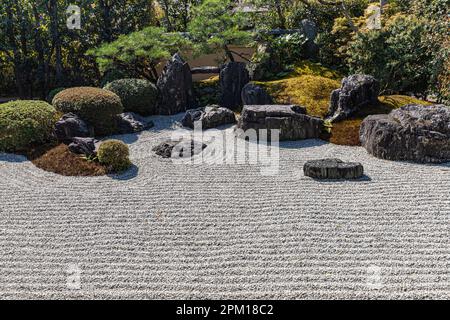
[104,78,158,116]
[52,87,123,136]
[0,100,57,152]
[97,140,132,172]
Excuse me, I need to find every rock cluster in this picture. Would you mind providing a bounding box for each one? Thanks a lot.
[181,105,236,130]
[237,105,324,141]
[360,104,450,163]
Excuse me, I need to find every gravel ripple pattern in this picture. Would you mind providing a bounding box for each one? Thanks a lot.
[0,114,449,299]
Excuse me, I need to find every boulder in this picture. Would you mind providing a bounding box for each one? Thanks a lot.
[220,61,250,110]
[157,53,197,115]
[241,83,273,105]
[181,105,236,129]
[360,104,450,163]
[236,105,324,141]
[116,112,154,134]
[152,139,207,159]
[68,137,96,157]
[54,113,91,143]
[300,19,318,41]
[304,159,364,180]
[327,74,380,122]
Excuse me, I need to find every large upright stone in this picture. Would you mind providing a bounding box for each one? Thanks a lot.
[327,74,380,122]
[220,62,250,110]
[237,105,324,141]
[241,83,273,105]
[157,53,196,115]
[360,104,450,163]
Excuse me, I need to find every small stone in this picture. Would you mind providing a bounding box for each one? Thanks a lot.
[304,159,364,180]
[241,83,273,105]
[116,112,154,134]
[152,139,207,159]
[68,137,96,157]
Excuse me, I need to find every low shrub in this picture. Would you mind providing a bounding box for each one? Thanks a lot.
[0,100,57,152]
[46,87,66,104]
[52,87,123,136]
[97,140,131,172]
[104,79,158,115]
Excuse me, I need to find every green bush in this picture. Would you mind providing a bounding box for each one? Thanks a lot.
[46,87,66,103]
[346,14,434,97]
[104,78,158,116]
[52,87,123,136]
[0,100,57,152]
[97,140,132,172]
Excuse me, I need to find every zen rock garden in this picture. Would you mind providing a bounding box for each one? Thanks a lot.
[1,0,449,301]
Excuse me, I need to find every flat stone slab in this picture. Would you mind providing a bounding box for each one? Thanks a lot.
[237,105,323,141]
[304,158,364,179]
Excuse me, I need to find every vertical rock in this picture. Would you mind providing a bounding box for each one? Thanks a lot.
[219,61,250,110]
[157,53,197,115]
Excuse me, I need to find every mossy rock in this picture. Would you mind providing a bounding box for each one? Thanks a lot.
[0,100,58,152]
[329,95,433,146]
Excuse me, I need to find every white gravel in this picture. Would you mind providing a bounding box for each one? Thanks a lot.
[0,114,449,300]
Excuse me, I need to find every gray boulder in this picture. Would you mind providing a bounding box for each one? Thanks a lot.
[181,105,236,129]
[153,139,207,159]
[360,104,450,163]
[300,19,318,41]
[237,105,324,141]
[220,61,250,110]
[241,83,273,105]
[54,113,91,143]
[304,159,364,180]
[157,53,197,115]
[116,112,154,134]
[68,137,96,157]
[327,74,380,122]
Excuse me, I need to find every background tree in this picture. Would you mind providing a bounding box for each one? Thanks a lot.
[188,0,253,62]
[88,26,191,82]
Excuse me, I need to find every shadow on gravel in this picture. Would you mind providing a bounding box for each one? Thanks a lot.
[278,139,329,150]
[0,153,28,163]
[306,174,373,183]
[108,164,139,181]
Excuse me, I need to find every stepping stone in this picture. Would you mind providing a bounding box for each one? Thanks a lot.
[304,158,364,180]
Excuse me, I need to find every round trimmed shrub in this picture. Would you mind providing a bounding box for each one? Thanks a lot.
[0,100,57,152]
[52,87,123,136]
[104,78,158,116]
[97,140,132,172]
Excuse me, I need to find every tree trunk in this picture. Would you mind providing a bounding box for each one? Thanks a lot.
[99,0,113,42]
[48,0,64,87]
